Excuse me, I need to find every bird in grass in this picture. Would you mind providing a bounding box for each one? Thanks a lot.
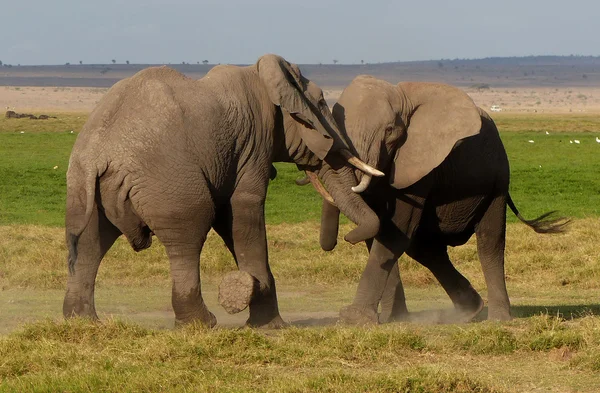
[596,136,600,143]
[574,140,581,144]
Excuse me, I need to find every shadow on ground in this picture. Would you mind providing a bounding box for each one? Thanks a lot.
[471,304,600,322]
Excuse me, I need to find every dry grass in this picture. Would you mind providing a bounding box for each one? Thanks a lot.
[1,220,598,292]
[1,315,599,392]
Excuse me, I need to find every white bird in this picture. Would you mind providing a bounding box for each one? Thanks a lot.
[53,166,58,170]
[574,140,581,144]
[545,131,550,135]
[596,136,600,143]
[19,131,24,134]
[528,140,535,143]
[569,140,573,144]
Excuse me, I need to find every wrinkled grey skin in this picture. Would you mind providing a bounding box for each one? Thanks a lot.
[320,76,567,325]
[63,55,381,328]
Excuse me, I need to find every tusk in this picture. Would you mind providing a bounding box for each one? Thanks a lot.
[306,171,336,206]
[295,175,310,186]
[351,174,372,193]
[340,150,384,177]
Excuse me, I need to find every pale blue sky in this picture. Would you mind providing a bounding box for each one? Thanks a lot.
[3,0,598,65]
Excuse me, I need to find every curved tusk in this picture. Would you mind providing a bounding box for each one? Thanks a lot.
[339,150,384,177]
[295,175,310,186]
[351,174,372,193]
[306,171,336,206]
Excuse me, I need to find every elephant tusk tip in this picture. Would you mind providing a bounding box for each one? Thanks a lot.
[371,168,385,177]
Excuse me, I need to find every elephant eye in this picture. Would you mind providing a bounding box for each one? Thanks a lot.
[384,126,394,134]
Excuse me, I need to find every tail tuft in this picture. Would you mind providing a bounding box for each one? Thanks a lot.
[515,210,571,234]
[507,194,570,234]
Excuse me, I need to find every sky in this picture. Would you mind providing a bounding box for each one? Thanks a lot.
[2,0,599,65]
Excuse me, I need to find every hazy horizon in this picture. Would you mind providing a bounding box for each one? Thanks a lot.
[4,0,599,66]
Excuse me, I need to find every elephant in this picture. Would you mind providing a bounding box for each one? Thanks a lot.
[63,55,384,329]
[316,75,567,324]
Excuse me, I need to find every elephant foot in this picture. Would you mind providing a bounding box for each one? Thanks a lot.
[487,307,512,321]
[380,310,410,324]
[63,295,99,320]
[246,314,288,329]
[448,286,485,322]
[218,271,256,314]
[339,305,379,325]
[174,308,217,328]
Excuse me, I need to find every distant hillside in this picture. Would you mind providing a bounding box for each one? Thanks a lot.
[1,55,599,88]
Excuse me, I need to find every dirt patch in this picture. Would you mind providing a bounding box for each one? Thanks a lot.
[2,85,600,114]
[0,86,107,113]
[325,86,600,114]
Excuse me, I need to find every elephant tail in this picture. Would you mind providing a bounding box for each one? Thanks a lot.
[65,167,98,275]
[506,193,570,234]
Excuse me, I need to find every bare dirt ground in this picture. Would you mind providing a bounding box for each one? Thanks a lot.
[2,85,600,114]
[0,86,107,113]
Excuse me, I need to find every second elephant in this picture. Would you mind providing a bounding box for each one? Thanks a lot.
[318,76,567,324]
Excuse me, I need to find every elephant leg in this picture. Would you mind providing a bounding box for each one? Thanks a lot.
[340,233,408,325]
[371,195,425,324]
[378,260,409,323]
[147,190,217,328]
[476,194,511,320]
[63,204,121,320]
[216,187,284,329]
[407,240,483,322]
[154,222,216,327]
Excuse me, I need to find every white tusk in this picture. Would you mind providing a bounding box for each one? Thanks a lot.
[306,171,336,206]
[340,150,384,177]
[351,174,372,193]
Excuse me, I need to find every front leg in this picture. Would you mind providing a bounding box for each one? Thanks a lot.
[340,225,409,325]
[378,260,409,323]
[216,181,285,328]
[342,193,424,324]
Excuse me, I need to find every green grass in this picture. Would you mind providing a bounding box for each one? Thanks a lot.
[1,114,599,226]
[501,131,600,218]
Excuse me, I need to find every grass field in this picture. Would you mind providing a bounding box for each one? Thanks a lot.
[1,113,600,226]
[1,113,600,392]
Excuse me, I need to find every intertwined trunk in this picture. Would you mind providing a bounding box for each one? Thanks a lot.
[316,157,379,245]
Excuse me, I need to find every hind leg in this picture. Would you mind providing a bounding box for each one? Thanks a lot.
[150,211,216,327]
[63,205,121,319]
[407,239,484,322]
[476,195,511,320]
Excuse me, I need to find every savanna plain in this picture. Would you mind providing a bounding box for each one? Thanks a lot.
[1,63,600,392]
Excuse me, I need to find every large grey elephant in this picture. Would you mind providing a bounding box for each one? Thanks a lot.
[316,75,567,324]
[63,55,383,328]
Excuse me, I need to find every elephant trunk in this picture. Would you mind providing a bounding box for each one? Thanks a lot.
[317,157,379,245]
[319,200,340,251]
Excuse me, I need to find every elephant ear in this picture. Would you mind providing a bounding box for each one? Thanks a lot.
[257,54,334,160]
[390,82,481,189]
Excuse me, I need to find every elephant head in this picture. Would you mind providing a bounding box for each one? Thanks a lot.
[334,75,481,192]
[319,75,481,250]
[255,56,384,244]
